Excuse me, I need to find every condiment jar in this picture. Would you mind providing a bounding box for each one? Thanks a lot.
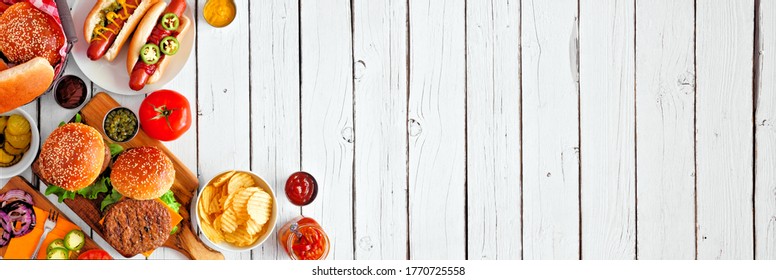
[203,0,236,28]
[54,75,88,109]
[278,216,330,260]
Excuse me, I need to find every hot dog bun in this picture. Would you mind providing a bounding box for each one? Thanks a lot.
[84,0,159,62]
[0,57,54,114]
[126,1,191,85]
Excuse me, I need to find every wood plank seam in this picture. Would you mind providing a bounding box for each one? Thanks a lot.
[575,0,582,260]
[633,0,639,260]
[751,0,759,259]
[405,0,411,261]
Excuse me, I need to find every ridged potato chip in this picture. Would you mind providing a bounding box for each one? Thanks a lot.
[246,219,262,236]
[200,217,223,243]
[233,188,259,217]
[220,208,239,233]
[247,190,272,225]
[224,226,254,247]
[211,171,236,189]
[228,173,255,194]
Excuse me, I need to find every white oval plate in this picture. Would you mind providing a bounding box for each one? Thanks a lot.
[71,0,195,95]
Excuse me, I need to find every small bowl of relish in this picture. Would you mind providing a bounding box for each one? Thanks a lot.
[103,107,139,143]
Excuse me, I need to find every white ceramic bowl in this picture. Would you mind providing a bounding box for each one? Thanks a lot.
[0,108,40,179]
[192,170,278,252]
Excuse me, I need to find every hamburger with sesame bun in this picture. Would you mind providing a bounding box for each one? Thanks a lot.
[103,146,182,257]
[34,123,110,191]
[110,146,175,200]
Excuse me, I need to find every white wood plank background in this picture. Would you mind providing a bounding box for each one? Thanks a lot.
[3,0,775,260]
[635,0,696,260]
[408,0,466,260]
[520,0,579,260]
[696,0,754,260]
[353,0,408,260]
[579,0,636,260]
[755,0,776,260]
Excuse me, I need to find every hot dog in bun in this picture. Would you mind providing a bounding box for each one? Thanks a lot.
[127,0,190,91]
[84,0,160,61]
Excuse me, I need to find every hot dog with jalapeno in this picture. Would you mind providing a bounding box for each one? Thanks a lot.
[126,0,190,91]
[84,0,160,61]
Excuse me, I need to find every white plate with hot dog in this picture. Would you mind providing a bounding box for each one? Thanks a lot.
[71,0,194,95]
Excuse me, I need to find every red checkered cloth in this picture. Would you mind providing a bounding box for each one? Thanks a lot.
[2,0,68,75]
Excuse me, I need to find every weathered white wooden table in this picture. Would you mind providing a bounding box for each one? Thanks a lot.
[2,0,775,260]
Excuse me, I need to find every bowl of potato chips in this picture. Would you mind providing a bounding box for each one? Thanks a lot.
[194,170,278,252]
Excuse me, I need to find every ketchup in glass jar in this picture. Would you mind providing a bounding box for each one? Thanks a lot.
[285,171,318,206]
[279,216,329,260]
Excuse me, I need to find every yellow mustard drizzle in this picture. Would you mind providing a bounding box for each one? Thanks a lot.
[91,0,136,42]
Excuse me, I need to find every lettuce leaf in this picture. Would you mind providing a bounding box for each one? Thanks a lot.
[76,177,110,200]
[159,190,181,212]
[159,190,181,234]
[108,143,124,157]
[45,185,77,203]
[100,188,123,212]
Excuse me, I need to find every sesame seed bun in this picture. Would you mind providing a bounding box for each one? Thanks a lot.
[0,2,64,65]
[36,123,106,191]
[111,146,175,200]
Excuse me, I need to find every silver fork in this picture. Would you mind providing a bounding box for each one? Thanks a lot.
[31,210,59,259]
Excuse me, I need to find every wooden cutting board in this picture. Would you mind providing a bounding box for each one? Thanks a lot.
[32,92,223,260]
[0,176,103,259]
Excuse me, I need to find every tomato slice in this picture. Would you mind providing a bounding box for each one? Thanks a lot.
[77,249,113,260]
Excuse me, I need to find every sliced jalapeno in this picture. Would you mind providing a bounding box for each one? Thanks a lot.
[159,36,180,56]
[161,13,180,31]
[140,43,161,64]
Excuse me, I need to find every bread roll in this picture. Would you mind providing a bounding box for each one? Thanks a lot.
[0,57,54,114]
[111,146,175,200]
[36,123,106,191]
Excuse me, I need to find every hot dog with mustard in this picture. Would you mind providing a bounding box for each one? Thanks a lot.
[84,0,159,61]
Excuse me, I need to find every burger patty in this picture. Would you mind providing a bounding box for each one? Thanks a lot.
[102,199,172,257]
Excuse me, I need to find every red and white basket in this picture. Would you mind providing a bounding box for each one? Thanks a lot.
[1,0,78,90]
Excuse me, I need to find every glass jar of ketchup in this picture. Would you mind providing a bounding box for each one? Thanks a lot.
[279,216,329,260]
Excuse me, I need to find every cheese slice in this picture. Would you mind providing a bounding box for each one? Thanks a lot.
[99,197,183,258]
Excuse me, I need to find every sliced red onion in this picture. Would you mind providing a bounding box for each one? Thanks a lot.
[0,211,11,247]
[0,190,33,208]
[3,201,36,237]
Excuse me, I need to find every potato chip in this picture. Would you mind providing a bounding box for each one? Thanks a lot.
[225,226,254,247]
[247,189,272,225]
[199,187,213,212]
[211,171,236,189]
[233,188,259,217]
[228,173,255,194]
[213,215,223,232]
[200,216,223,243]
[220,208,239,233]
[246,219,262,236]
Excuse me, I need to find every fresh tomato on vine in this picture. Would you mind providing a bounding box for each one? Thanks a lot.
[139,90,192,141]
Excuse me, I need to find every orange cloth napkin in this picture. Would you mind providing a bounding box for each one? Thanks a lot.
[5,206,80,259]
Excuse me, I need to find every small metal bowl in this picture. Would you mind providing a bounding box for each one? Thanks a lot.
[53,75,88,109]
[102,107,139,143]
